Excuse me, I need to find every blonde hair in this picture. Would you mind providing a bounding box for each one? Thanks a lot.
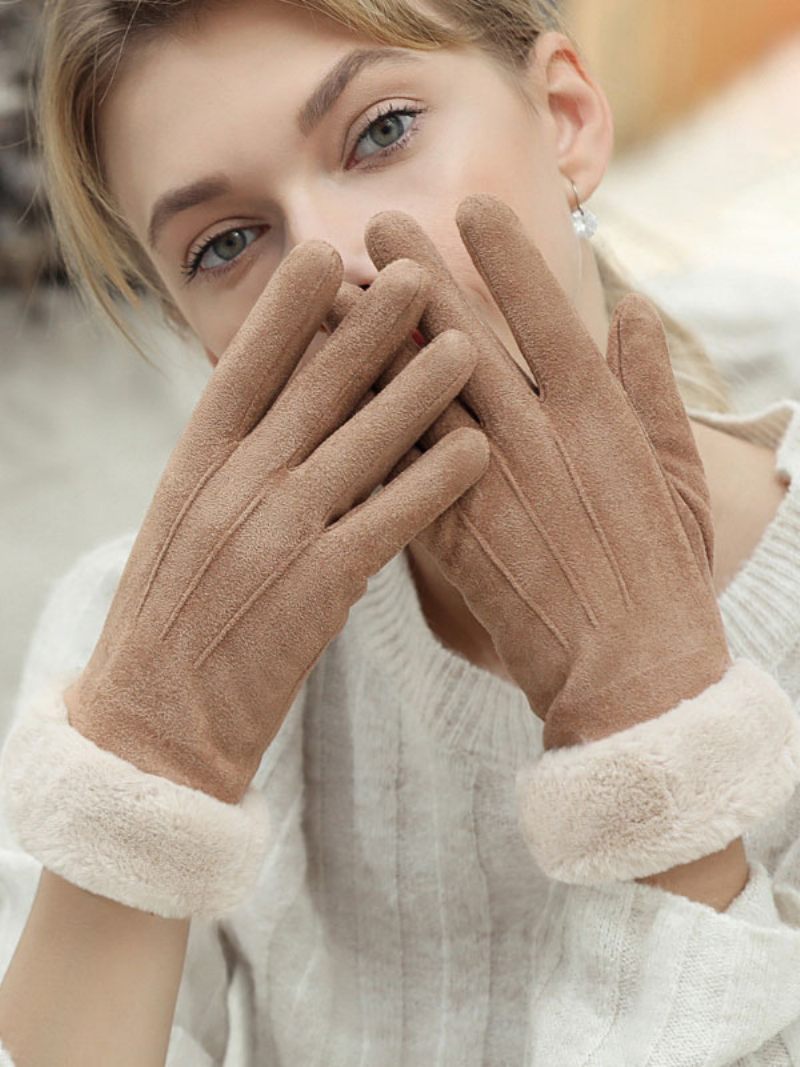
[36,0,732,411]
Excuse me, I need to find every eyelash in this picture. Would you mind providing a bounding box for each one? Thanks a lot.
[180,102,428,285]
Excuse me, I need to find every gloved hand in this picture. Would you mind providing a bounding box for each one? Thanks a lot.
[324,193,800,885]
[0,239,489,918]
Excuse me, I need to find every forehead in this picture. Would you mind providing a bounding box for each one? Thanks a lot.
[96,4,374,220]
[98,0,368,157]
[98,0,453,153]
[96,1,482,236]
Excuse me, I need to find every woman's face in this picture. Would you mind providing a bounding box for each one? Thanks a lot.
[99,0,613,372]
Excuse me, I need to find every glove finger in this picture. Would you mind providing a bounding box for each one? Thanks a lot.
[364,442,442,560]
[364,205,537,436]
[188,240,343,458]
[322,277,363,333]
[606,294,715,567]
[108,241,345,635]
[385,442,422,484]
[308,330,479,523]
[325,426,490,576]
[257,259,431,470]
[453,192,612,411]
[383,441,459,566]
[323,277,421,393]
[324,278,483,452]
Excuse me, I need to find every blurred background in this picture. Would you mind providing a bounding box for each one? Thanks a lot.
[1,0,800,725]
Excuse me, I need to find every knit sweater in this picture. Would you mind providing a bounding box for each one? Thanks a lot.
[3,395,800,1066]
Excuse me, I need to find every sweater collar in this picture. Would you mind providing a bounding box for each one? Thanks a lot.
[351,542,540,768]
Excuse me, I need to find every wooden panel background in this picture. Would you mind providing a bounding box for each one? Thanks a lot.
[562,0,800,149]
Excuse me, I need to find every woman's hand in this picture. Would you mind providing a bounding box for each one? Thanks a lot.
[324,194,800,885]
[63,240,489,807]
[1,239,492,920]
[333,192,732,745]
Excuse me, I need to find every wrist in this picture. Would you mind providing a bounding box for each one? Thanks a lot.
[1,675,272,919]
[634,836,749,911]
[516,658,800,885]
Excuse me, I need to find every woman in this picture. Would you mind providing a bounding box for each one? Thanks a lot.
[1,1,800,1063]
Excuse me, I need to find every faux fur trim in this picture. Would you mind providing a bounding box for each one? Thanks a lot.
[0,673,271,919]
[516,657,800,885]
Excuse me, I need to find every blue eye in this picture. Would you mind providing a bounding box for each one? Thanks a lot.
[181,103,427,284]
[350,104,427,167]
[181,225,263,284]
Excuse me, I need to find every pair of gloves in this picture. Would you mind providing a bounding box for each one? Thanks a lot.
[2,193,799,920]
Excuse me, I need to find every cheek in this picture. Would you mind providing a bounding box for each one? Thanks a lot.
[454,125,577,299]
[185,277,280,366]
[199,310,242,365]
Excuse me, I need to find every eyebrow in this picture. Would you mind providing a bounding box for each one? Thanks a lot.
[146,46,425,251]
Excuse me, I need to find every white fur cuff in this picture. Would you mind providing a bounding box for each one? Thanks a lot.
[516,657,800,885]
[0,674,271,919]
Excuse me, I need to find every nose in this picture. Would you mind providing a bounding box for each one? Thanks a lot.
[282,195,380,320]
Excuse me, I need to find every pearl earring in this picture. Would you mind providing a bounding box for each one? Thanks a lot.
[569,177,598,239]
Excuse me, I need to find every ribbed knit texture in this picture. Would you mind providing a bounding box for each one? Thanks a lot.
[2,395,800,1066]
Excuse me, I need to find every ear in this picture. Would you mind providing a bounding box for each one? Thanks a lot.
[527,31,615,204]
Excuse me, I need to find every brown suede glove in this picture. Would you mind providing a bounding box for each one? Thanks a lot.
[324,193,800,885]
[0,239,489,917]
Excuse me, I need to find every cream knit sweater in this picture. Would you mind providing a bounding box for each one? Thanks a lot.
[2,396,800,1066]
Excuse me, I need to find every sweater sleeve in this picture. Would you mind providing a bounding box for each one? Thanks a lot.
[515,397,800,1064]
[522,668,800,1066]
[0,530,138,851]
[0,531,138,761]
[0,533,232,1065]
[1,520,294,920]
[524,852,800,1065]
